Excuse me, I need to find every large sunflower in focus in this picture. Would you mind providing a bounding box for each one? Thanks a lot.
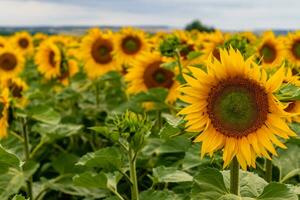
[125,52,179,104]
[286,31,300,66]
[0,46,24,79]
[0,88,9,138]
[257,31,285,68]
[178,48,296,169]
[81,29,116,79]
[114,27,149,66]
[11,32,34,56]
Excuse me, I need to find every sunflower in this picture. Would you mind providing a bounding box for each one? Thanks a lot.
[239,31,257,44]
[35,40,61,80]
[282,67,300,123]
[173,30,199,66]
[285,31,300,66]
[58,58,79,86]
[149,31,167,51]
[81,29,117,79]
[0,36,7,49]
[256,31,285,68]
[2,77,28,107]
[114,27,150,66]
[125,52,179,104]
[36,40,79,84]
[178,48,296,170]
[11,32,34,56]
[201,30,226,61]
[33,32,48,47]
[0,46,24,79]
[33,32,48,41]
[0,88,9,138]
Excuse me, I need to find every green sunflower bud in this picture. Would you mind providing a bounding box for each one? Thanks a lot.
[159,35,181,57]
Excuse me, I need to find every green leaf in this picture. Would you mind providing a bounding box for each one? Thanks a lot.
[159,123,181,139]
[32,123,82,142]
[162,113,183,127]
[273,143,300,182]
[0,145,21,173]
[12,194,27,200]
[132,88,169,104]
[22,160,39,179]
[160,61,177,71]
[0,132,24,159]
[30,106,61,125]
[187,51,202,61]
[52,153,84,174]
[257,183,297,200]
[140,189,181,200]
[152,166,193,183]
[73,172,108,189]
[76,147,122,172]
[222,170,268,198]
[0,168,25,199]
[43,175,109,199]
[191,168,228,200]
[89,126,119,142]
[276,84,300,101]
[289,122,300,136]
[158,136,191,154]
[182,144,211,170]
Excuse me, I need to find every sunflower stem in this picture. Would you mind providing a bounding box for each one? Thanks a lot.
[95,80,100,108]
[156,110,162,130]
[265,159,273,182]
[230,157,239,195]
[21,117,34,200]
[129,147,139,200]
[175,50,184,83]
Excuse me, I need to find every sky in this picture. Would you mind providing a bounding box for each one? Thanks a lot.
[0,0,299,30]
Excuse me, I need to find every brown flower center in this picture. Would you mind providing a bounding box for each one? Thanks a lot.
[143,61,174,89]
[260,43,277,63]
[207,77,269,137]
[291,40,300,59]
[91,38,113,64]
[18,38,29,49]
[121,36,142,55]
[180,41,195,59]
[212,47,221,61]
[0,53,17,71]
[284,101,296,112]
[8,81,23,98]
[49,50,56,67]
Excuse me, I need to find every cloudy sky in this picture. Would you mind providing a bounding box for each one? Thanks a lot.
[0,0,299,30]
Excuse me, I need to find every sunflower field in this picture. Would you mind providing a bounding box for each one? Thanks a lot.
[0,28,300,200]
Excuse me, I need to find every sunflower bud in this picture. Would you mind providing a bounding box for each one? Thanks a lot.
[112,111,151,151]
[159,35,181,57]
[222,35,250,58]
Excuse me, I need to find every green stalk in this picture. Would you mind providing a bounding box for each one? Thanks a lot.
[175,50,184,82]
[21,117,34,200]
[230,157,239,195]
[156,110,162,130]
[95,80,100,108]
[265,159,273,182]
[129,147,139,200]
